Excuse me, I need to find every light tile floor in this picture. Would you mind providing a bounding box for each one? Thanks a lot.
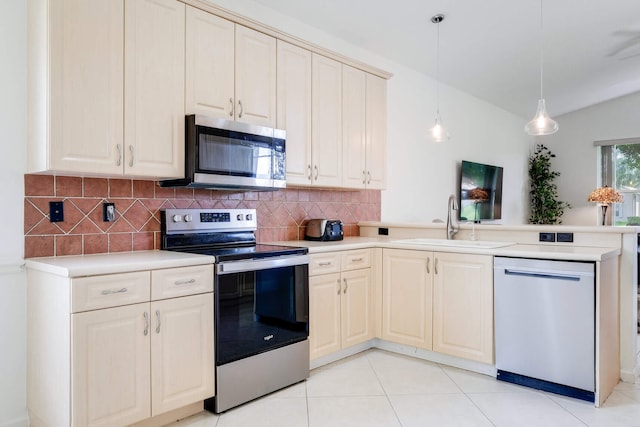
[170,349,640,427]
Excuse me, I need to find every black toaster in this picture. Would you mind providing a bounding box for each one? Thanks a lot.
[304,219,344,241]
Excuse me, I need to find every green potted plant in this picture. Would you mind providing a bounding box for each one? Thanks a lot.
[528,144,571,224]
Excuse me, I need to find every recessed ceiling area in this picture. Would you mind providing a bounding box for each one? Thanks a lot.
[250,0,640,118]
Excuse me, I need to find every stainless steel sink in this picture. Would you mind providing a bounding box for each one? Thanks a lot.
[392,238,514,249]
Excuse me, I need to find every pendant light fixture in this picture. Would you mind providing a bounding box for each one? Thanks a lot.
[525,0,558,135]
[430,14,450,142]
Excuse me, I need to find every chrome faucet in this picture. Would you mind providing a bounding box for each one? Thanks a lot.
[446,194,459,240]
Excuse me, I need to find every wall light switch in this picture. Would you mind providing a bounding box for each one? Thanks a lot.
[49,201,64,222]
[103,203,116,222]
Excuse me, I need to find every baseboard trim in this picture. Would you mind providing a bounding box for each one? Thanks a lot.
[0,413,29,427]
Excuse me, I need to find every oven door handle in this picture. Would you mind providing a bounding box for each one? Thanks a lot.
[216,255,310,275]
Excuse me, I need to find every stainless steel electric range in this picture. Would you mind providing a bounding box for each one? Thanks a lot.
[161,208,309,413]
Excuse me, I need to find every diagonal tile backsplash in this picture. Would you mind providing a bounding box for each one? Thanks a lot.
[24,174,381,258]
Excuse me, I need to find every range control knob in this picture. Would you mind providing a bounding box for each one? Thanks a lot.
[236,214,244,221]
[172,214,182,222]
[184,214,193,222]
[246,213,253,221]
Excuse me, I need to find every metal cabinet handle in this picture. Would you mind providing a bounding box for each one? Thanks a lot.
[351,257,363,262]
[229,98,234,117]
[337,279,341,295]
[434,258,439,275]
[174,278,196,286]
[128,145,134,167]
[307,165,312,181]
[116,144,122,166]
[367,171,371,184]
[362,171,366,184]
[318,261,332,266]
[101,287,127,295]
[426,258,431,274]
[238,100,243,118]
[143,312,149,336]
[314,165,319,181]
[343,278,348,294]
[155,310,161,334]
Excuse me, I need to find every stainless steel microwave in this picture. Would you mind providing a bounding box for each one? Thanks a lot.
[160,115,286,191]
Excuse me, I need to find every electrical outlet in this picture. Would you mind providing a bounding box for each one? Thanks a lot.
[378,227,389,236]
[49,201,64,222]
[539,232,555,242]
[103,203,116,222]
[557,232,574,243]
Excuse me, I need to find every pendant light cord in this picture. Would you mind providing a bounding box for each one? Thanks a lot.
[436,18,441,114]
[539,0,544,99]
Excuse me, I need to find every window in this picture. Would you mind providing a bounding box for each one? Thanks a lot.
[598,138,640,225]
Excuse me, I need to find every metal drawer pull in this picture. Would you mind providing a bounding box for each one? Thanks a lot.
[101,287,127,295]
[318,262,333,266]
[174,278,196,286]
[156,310,161,334]
[350,257,363,262]
[143,312,149,336]
[343,278,348,294]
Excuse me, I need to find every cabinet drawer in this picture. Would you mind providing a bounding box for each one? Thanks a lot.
[71,271,150,313]
[341,249,371,271]
[151,264,214,300]
[309,253,341,276]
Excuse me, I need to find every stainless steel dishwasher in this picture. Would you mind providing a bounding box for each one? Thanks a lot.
[494,257,595,402]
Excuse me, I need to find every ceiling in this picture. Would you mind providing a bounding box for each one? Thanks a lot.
[250,0,640,119]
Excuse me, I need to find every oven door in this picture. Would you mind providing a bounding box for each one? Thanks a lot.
[215,255,309,366]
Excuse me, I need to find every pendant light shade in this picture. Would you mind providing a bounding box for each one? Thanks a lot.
[525,99,559,135]
[525,0,558,136]
[429,14,450,142]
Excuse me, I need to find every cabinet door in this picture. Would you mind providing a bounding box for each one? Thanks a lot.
[277,40,313,186]
[185,6,235,118]
[151,293,214,415]
[235,25,277,127]
[47,0,124,175]
[309,273,342,360]
[341,268,374,348]
[382,249,432,349]
[365,74,387,189]
[342,65,367,189]
[432,253,493,363]
[72,304,150,427]
[311,54,343,187]
[124,0,185,178]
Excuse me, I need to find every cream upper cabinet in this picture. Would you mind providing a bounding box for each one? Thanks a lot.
[342,69,387,190]
[342,65,367,188]
[27,0,124,175]
[124,0,185,178]
[432,253,494,364]
[382,249,433,349]
[185,6,235,119]
[311,54,343,187]
[72,303,151,427]
[277,40,313,186]
[365,74,387,189]
[151,293,214,415]
[28,0,185,178]
[185,7,276,127]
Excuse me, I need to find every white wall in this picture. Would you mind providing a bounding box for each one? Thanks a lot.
[543,91,640,225]
[0,0,27,426]
[204,0,532,226]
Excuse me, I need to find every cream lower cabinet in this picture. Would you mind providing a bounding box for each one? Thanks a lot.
[309,249,374,360]
[382,249,433,349]
[432,252,493,364]
[382,249,493,364]
[28,264,214,427]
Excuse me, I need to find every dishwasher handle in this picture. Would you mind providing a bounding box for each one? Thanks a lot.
[503,269,582,282]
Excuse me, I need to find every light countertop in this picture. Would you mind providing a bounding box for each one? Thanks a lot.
[25,250,215,277]
[270,237,620,262]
